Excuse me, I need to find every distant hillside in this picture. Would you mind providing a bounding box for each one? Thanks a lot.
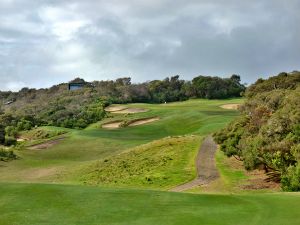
[214,71,300,191]
[0,74,244,146]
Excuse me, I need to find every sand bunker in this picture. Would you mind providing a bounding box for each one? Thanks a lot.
[102,117,159,129]
[29,137,65,150]
[128,117,160,127]
[105,106,128,112]
[111,108,148,114]
[17,138,26,142]
[101,121,123,129]
[220,104,240,110]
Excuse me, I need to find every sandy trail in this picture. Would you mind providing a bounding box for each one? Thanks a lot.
[171,135,219,192]
[220,104,240,110]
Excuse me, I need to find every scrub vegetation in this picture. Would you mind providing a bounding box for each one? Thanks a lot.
[214,71,300,191]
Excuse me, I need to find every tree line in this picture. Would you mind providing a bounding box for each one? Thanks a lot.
[0,74,245,146]
[214,71,300,191]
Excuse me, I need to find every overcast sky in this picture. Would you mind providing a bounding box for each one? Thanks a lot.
[0,0,299,91]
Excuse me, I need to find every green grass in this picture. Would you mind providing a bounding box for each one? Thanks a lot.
[1,98,299,224]
[215,150,248,191]
[1,183,300,225]
[79,135,201,189]
[0,98,243,184]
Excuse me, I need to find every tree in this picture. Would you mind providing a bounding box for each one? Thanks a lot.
[214,71,300,191]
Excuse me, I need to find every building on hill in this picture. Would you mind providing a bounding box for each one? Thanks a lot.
[68,82,85,90]
[68,78,94,90]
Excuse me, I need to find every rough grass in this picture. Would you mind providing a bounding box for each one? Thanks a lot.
[79,136,201,189]
[215,150,248,191]
[1,183,300,225]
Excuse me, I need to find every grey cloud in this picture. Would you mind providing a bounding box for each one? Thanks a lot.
[0,0,299,90]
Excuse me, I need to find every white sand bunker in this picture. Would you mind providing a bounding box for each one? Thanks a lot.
[105,106,128,112]
[102,121,123,129]
[111,108,149,114]
[102,117,159,129]
[128,117,160,127]
[220,104,240,110]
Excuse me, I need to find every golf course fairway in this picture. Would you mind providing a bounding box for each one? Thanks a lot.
[1,98,299,225]
[1,183,299,225]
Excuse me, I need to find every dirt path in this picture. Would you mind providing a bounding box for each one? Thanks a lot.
[171,135,219,192]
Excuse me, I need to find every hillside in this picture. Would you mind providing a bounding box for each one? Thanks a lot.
[0,74,245,156]
[0,99,242,184]
[0,73,299,225]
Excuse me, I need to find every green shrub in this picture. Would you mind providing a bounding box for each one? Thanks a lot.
[281,164,300,191]
[4,136,17,146]
[0,148,17,161]
[214,71,300,191]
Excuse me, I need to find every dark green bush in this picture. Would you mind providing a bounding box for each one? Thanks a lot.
[281,164,300,191]
[0,148,17,161]
[4,136,17,146]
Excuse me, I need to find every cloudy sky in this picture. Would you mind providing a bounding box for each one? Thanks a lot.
[0,0,299,91]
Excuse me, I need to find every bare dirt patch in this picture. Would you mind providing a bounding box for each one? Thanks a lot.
[111,108,149,114]
[241,169,280,190]
[220,104,240,110]
[29,137,65,150]
[26,167,59,180]
[128,117,160,127]
[171,135,219,192]
[224,155,280,191]
[105,106,128,112]
[102,121,123,129]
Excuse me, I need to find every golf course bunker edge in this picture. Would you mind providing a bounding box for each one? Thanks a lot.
[220,104,240,110]
[102,117,160,129]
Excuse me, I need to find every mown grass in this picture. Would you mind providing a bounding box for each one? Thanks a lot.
[1,183,300,225]
[0,98,243,184]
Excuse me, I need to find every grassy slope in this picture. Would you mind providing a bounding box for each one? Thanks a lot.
[1,183,300,225]
[79,136,201,189]
[0,98,242,184]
